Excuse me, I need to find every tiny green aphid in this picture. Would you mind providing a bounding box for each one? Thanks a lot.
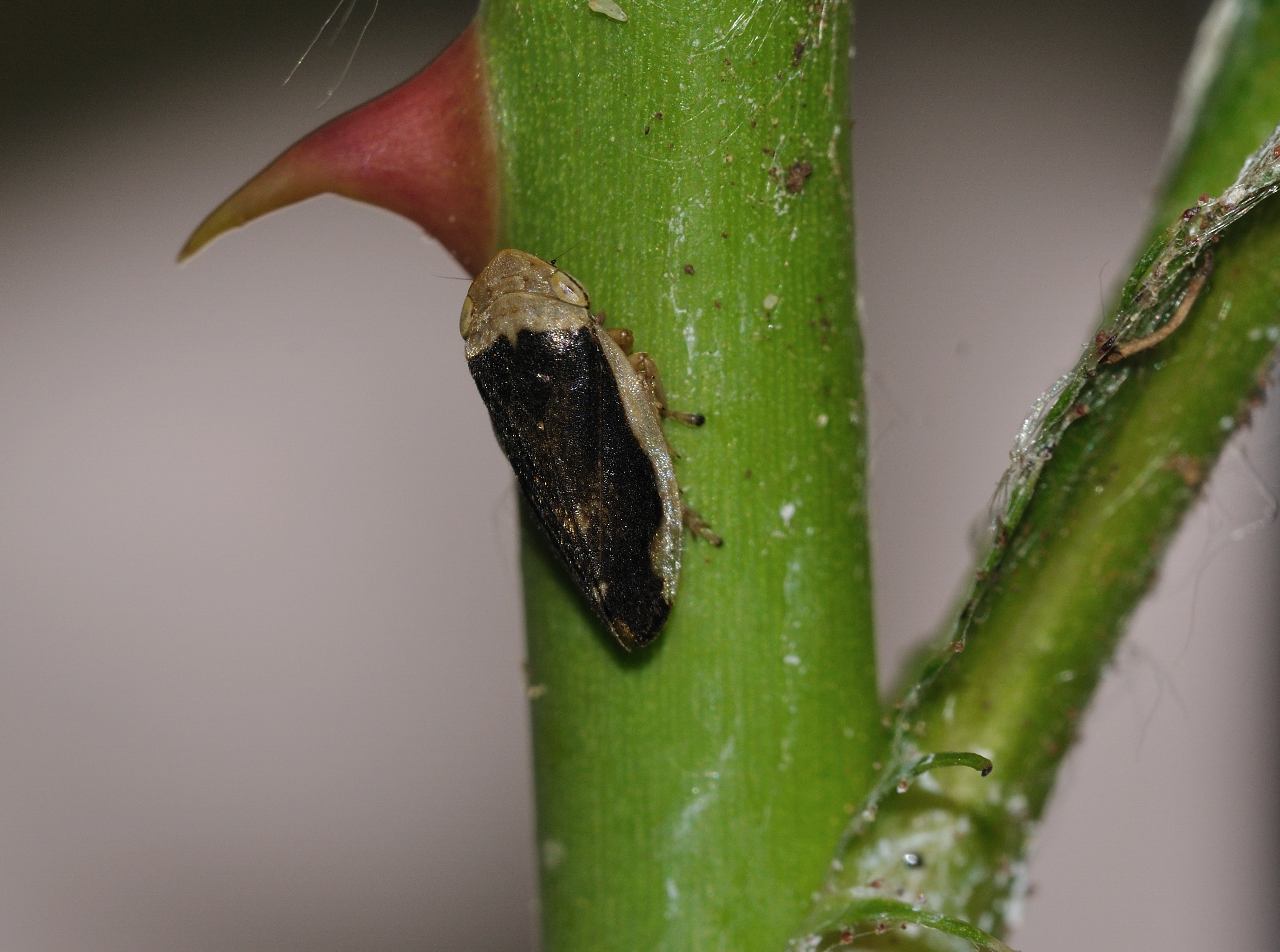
[460,249,718,650]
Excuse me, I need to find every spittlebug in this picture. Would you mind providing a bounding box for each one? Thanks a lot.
[460,249,718,650]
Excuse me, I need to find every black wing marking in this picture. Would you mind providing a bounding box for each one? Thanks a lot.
[467,326,669,648]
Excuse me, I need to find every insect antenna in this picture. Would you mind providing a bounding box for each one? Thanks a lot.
[547,236,596,270]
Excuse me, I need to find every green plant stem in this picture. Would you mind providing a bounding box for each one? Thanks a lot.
[813,1,1280,942]
[478,2,878,949]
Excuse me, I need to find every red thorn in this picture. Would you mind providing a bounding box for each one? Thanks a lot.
[180,23,497,275]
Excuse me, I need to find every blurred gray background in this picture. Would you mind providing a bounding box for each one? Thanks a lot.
[2,1,1275,949]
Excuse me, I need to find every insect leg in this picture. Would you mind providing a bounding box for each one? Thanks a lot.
[682,500,723,547]
[605,325,635,354]
[630,351,706,427]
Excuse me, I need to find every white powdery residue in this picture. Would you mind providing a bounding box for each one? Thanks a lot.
[1219,414,1236,432]
[666,201,689,249]
[777,558,807,772]
[1268,325,1280,342]
[779,501,797,528]
[673,785,713,841]
[671,737,735,841]
[1055,669,1076,683]
[826,121,843,180]
[702,735,735,783]
[815,413,829,428]
[778,728,795,771]
[763,292,779,312]
[783,555,803,602]
[715,734,736,768]
[666,201,707,362]
[664,877,680,920]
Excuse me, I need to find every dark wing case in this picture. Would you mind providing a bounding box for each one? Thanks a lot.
[467,326,669,648]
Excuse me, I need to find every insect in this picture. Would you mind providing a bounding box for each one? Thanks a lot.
[460,249,719,650]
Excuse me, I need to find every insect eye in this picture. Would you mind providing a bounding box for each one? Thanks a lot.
[459,295,475,338]
[552,276,588,307]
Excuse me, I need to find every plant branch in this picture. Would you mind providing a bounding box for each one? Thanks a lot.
[479,1,880,949]
[800,2,1280,945]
